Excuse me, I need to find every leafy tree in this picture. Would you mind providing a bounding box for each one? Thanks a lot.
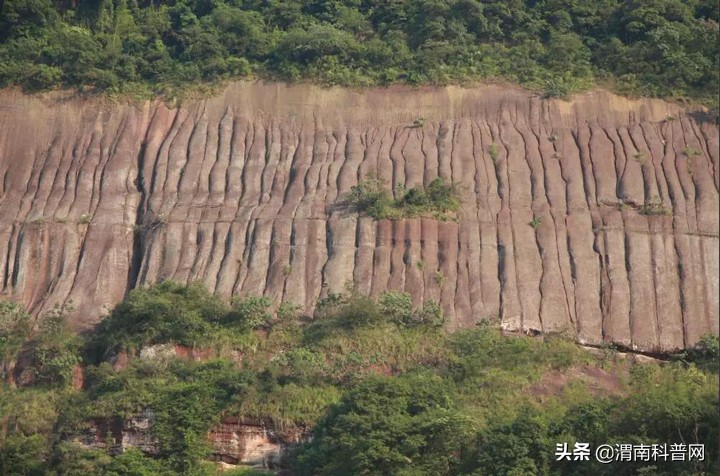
[378,291,412,325]
[93,281,229,354]
[228,295,271,329]
[31,304,82,386]
[467,408,551,476]
[0,300,31,385]
[293,373,475,476]
[277,300,302,321]
[102,448,171,476]
[0,434,49,476]
[0,0,716,106]
[378,292,445,328]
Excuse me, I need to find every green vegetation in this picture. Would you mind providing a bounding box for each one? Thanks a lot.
[529,216,543,229]
[672,333,720,373]
[638,201,673,216]
[434,269,447,287]
[683,146,703,157]
[488,143,500,162]
[0,283,718,475]
[0,300,31,383]
[0,0,717,106]
[464,363,718,476]
[92,281,233,353]
[30,304,82,386]
[294,373,473,476]
[633,151,647,164]
[346,174,460,220]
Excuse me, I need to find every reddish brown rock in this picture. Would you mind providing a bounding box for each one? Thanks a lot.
[210,417,309,468]
[77,410,160,456]
[71,364,84,390]
[77,412,307,470]
[0,83,717,351]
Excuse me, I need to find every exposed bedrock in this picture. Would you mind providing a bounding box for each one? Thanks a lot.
[0,83,717,351]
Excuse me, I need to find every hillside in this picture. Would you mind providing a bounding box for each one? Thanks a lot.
[1,0,718,106]
[1,2,719,475]
[0,282,718,474]
[0,83,717,352]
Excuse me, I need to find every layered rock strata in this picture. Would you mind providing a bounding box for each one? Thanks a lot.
[77,412,303,470]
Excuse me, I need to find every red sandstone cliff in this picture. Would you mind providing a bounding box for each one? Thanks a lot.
[0,82,717,351]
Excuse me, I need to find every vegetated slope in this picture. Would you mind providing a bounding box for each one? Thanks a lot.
[0,83,717,351]
[0,0,718,105]
[1,284,718,475]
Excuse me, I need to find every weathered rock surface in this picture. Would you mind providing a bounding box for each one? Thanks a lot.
[77,412,306,470]
[109,344,242,371]
[77,409,160,456]
[0,83,717,351]
[210,417,308,468]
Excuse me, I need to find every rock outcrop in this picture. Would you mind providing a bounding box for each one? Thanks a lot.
[77,412,303,470]
[0,83,717,351]
[210,417,308,468]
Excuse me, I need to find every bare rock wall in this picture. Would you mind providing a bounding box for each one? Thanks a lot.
[0,83,717,351]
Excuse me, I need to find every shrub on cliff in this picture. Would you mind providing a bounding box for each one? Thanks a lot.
[379,291,445,328]
[344,173,393,218]
[92,281,229,354]
[310,290,446,334]
[346,175,460,220]
[226,296,272,330]
[672,333,720,373]
[0,434,50,475]
[340,294,385,330]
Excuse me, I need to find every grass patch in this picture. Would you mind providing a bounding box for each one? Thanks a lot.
[633,151,647,164]
[488,144,500,163]
[638,201,672,216]
[683,146,702,157]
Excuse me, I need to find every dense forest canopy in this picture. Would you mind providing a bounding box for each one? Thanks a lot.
[0,0,718,104]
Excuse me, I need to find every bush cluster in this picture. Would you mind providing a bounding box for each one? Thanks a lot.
[312,289,445,329]
[346,175,460,220]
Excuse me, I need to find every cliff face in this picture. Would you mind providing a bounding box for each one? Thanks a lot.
[0,83,717,351]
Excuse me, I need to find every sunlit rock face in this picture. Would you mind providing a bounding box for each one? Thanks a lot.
[0,82,717,351]
[76,412,307,470]
[210,417,309,468]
